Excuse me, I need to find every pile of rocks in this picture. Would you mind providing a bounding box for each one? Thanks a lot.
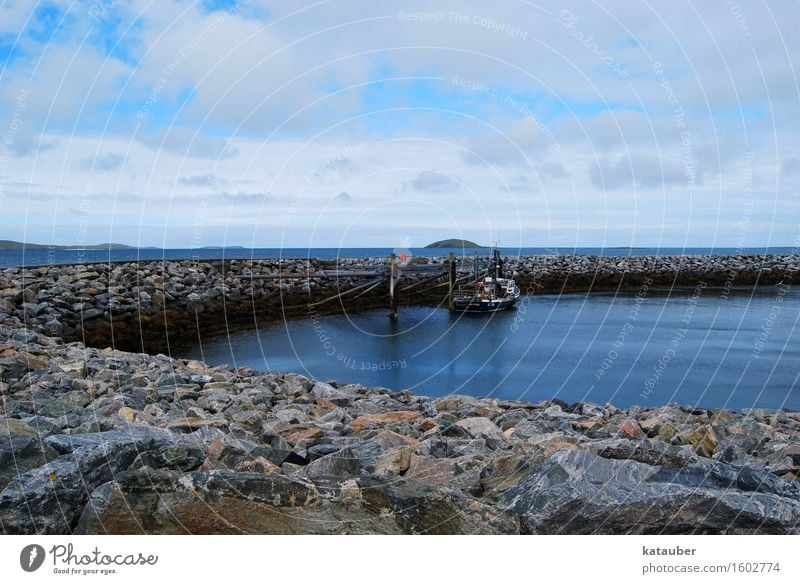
[0,259,393,351]
[509,253,798,293]
[1,324,798,534]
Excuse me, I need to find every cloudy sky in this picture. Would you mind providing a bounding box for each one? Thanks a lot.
[0,0,798,249]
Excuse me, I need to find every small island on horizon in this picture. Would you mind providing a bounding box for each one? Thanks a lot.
[424,239,483,249]
[0,240,137,250]
[0,240,249,251]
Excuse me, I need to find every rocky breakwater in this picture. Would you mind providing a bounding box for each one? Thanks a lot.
[1,254,797,353]
[505,253,799,293]
[1,324,798,534]
[0,258,419,352]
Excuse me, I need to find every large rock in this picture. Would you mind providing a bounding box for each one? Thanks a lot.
[501,449,800,534]
[405,454,455,486]
[132,443,206,472]
[165,417,227,432]
[350,411,421,432]
[680,425,718,458]
[35,391,92,418]
[311,382,359,406]
[359,478,519,534]
[0,419,58,490]
[0,355,28,382]
[373,446,413,477]
[75,469,519,534]
[0,427,176,534]
[76,468,323,534]
[454,417,506,449]
[301,447,361,479]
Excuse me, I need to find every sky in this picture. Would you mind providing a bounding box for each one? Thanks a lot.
[0,0,798,249]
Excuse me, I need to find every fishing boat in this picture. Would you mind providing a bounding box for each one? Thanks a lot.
[451,248,520,313]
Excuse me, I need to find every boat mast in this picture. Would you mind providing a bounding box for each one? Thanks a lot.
[492,240,501,280]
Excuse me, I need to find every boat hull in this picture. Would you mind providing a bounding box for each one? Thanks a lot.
[451,296,517,313]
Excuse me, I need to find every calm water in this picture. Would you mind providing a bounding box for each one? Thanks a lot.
[1,246,794,268]
[184,287,800,411]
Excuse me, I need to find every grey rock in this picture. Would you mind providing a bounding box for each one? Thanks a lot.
[501,449,800,534]
[0,419,59,490]
[360,477,519,534]
[132,443,206,471]
[311,381,359,406]
[454,417,507,449]
[75,468,321,534]
[36,391,92,418]
[301,447,361,479]
[0,427,177,534]
[0,356,28,382]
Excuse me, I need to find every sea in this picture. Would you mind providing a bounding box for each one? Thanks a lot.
[183,287,800,411]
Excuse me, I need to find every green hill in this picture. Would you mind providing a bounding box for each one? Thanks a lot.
[424,239,483,249]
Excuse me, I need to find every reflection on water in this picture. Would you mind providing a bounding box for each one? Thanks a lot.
[183,287,800,411]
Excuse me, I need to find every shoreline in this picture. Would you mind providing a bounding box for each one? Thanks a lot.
[1,254,799,534]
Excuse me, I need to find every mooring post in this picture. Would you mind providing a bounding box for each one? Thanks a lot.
[448,252,456,310]
[389,253,398,320]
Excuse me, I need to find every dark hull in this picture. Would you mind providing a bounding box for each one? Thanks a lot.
[451,296,517,313]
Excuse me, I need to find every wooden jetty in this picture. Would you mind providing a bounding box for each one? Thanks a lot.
[236,253,491,319]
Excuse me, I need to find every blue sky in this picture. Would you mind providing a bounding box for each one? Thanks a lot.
[0,0,798,248]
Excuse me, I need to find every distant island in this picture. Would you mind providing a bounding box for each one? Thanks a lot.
[424,239,483,249]
[0,240,136,250]
[0,241,253,251]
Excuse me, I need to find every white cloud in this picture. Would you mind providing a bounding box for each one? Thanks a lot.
[0,0,798,246]
[402,170,460,193]
[77,153,128,171]
[333,191,353,204]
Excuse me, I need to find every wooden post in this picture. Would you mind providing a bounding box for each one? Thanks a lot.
[448,252,456,310]
[389,253,398,320]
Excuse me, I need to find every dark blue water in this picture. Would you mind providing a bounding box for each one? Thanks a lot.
[1,247,794,268]
[185,287,800,411]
